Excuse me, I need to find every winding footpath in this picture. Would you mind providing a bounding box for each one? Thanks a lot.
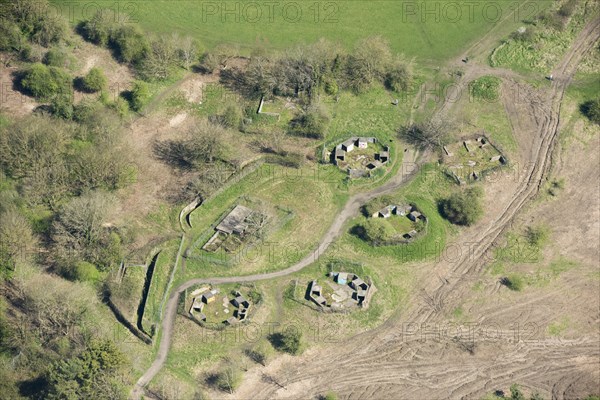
[132,148,423,399]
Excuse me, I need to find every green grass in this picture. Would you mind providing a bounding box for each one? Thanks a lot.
[177,163,349,282]
[342,163,454,262]
[547,317,569,337]
[489,1,596,74]
[51,0,529,63]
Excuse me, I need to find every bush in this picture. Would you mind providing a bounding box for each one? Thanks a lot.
[111,25,149,65]
[20,63,72,100]
[525,226,549,247]
[221,105,242,129]
[78,9,118,46]
[111,97,130,118]
[63,261,100,282]
[129,80,150,111]
[82,67,107,93]
[385,60,412,92]
[440,186,484,226]
[209,364,243,394]
[288,106,330,139]
[0,19,25,53]
[323,76,338,95]
[357,218,398,244]
[43,47,68,67]
[50,93,74,119]
[268,329,303,355]
[580,98,600,125]
[322,392,339,400]
[502,274,524,292]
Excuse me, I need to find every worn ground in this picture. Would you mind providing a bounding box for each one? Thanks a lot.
[220,16,600,400]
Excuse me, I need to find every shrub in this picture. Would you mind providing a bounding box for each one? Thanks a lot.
[502,275,524,292]
[20,63,72,100]
[221,105,242,129]
[509,383,525,400]
[580,98,600,125]
[385,60,412,92]
[440,186,484,226]
[269,329,303,355]
[288,106,330,139]
[557,0,577,18]
[209,364,243,394]
[50,93,74,119]
[82,67,107,93]
[323,76,338,95]
[0,19,25,53]
[111,25,149,65]
[358,218,398,244]
[111,97,130,118]
[130,80,150,111]
[322,392,339,400]
[63,261,100,282]
[79,9,118,46]
[43,47,68,67]
[525,226,549,247]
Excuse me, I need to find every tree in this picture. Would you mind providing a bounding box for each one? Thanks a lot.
[221,105,242,129]
[385,58,413,92]
[269,329,303,355]
[43,47,68,67]
[51,191,118,269]
[82,67,107,93]
[79,9,120,46]
[580,98,600,125]
[45,339,127,399]
[439,186,484,226]
[0,210,36,279]
[111,25,149,65]
[398,118,451,149]
[129,80,150,111]
[178,35,198,70]
[209,363,243,394]
[288,103,330,139]
[153,120,227,169]
[6,0,67,46]
[20,63,72,100]
[140,34,179,80]
[344,36,392,92]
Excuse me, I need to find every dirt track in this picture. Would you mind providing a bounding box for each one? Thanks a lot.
[228,16,600,400]
[132,149,423,398]
[132,14,600,399]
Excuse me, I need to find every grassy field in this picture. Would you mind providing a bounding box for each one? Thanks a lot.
[178,163,349,281]
[50,0,537,63]
[489,1,597,74]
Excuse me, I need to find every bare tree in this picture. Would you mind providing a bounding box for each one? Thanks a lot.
[179,36,198,70]
[398,118,452,149]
